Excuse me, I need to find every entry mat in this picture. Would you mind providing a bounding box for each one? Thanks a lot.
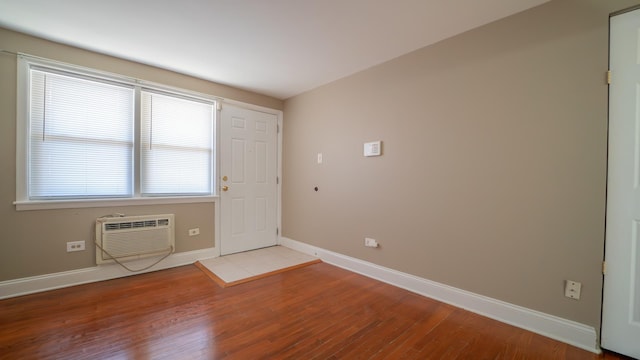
[195,246,321,287]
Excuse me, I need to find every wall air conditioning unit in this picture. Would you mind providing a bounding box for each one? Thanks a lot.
[96,214,175,265]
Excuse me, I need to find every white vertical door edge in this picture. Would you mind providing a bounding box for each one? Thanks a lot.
[602,7,640,359]
[215,102,222,257]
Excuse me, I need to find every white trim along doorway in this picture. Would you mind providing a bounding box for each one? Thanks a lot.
[602,6,640,358]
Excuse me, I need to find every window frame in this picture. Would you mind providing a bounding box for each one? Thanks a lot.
[15,55,219,211]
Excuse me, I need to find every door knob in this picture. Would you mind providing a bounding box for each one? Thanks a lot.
[222,185,229,192]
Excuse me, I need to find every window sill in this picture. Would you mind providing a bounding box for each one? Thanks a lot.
[14,196,218,211]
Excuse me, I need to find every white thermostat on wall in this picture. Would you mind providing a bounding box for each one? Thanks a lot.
[364,141,382,157]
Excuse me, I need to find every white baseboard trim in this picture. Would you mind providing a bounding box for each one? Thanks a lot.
[279,237,600,354]
[0,247,217,300]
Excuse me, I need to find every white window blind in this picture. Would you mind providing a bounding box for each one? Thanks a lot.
[140,90,214,196]
[29,69,134,199]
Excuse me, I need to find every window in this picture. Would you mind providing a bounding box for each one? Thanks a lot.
[16,56,216,208]
[29,68,135,199]
[140,90,214,196]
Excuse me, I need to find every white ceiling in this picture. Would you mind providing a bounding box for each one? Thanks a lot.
[0,0,549,100]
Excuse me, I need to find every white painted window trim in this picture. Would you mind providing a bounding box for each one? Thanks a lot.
[14,196,218,211]
[15,54,223,211]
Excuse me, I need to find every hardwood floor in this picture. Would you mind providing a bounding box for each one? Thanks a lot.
[0,262,634,359]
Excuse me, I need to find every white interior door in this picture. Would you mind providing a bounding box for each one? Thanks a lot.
[602,8,640,358]
[220,105,278,255]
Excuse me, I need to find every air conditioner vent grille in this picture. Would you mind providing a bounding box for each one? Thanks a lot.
[103,218,170,231]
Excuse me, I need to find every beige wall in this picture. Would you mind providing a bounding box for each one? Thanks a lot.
[0,28,283,281]
[283,0,640,331]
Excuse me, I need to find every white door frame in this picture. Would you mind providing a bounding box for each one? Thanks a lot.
[601,6,640,358]
[214,99,283,257]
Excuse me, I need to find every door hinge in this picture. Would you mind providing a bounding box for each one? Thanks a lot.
[276,176,279,185]
[607,70,611,85]
[602,261,607,275]
[277,124,280,133]
[217,102,222,111]
[276,227,279,235]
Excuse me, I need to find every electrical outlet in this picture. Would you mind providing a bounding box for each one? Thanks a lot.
[364,237,379,248]
[564,280,582,300]
[66,241,85,252]
[188,228,200,236]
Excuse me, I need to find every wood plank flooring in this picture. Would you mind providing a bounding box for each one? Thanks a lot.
[0,262,633,359]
